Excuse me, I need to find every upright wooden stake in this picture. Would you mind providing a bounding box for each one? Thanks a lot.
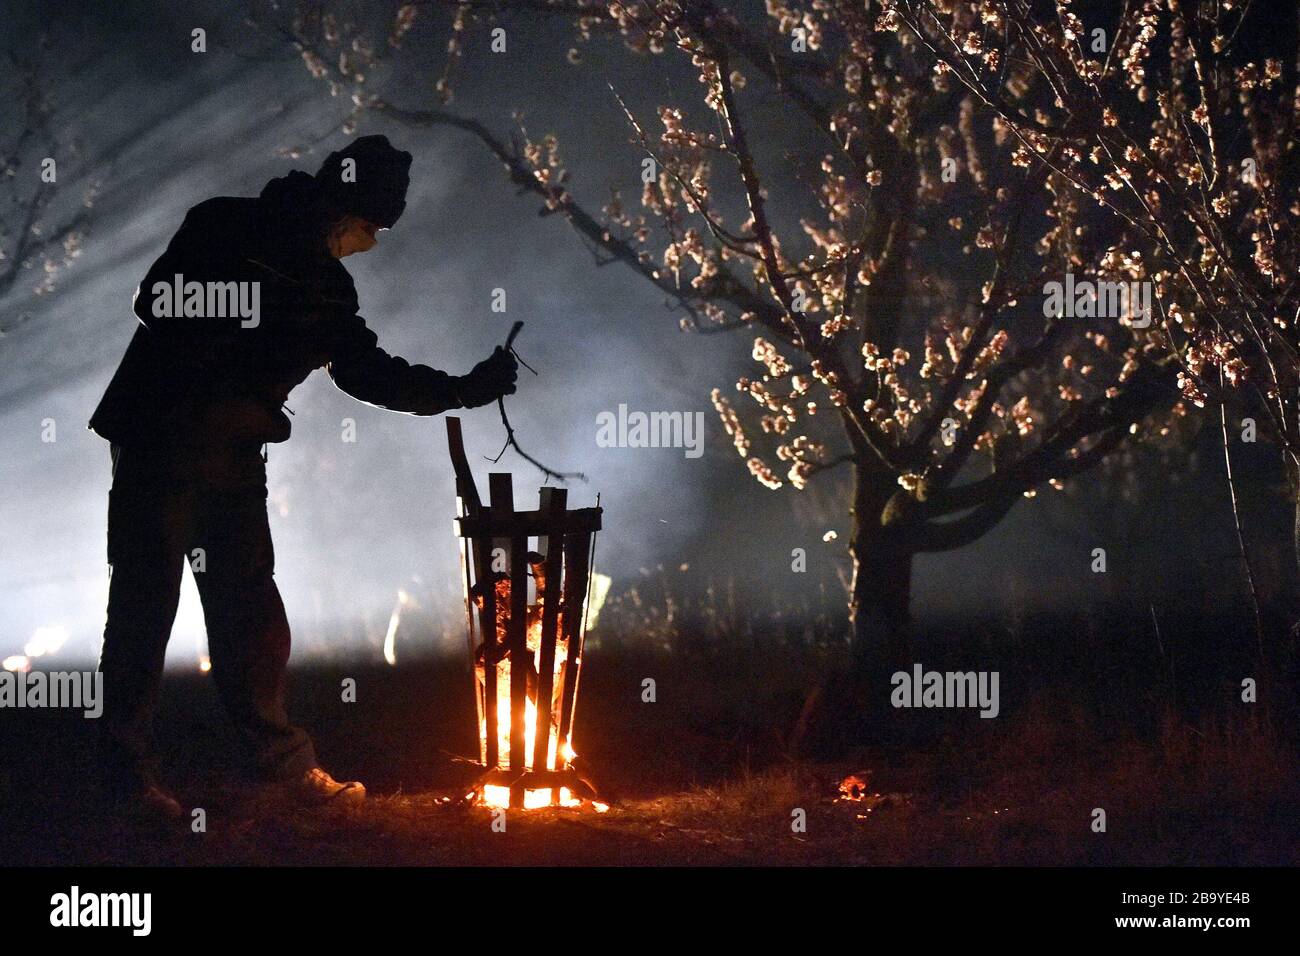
[533,487,568,795]
[490,473,528,809]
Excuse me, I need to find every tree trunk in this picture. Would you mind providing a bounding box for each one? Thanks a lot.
[1293,491,1300,581]
[786,471,914,758]
[1279,460,1300,641]
[847,469,914,679]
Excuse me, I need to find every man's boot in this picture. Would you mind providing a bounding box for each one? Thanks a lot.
[287,767,366,807]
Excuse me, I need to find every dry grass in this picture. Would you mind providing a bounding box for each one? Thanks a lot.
[2,619,1296,865]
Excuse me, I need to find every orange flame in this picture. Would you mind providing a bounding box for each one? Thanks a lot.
[474,572,584,809]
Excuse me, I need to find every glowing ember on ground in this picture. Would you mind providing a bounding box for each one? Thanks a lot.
[837,775,912,816]
[837,772,873,801]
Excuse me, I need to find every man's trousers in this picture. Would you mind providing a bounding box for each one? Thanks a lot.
[97,444,317,790]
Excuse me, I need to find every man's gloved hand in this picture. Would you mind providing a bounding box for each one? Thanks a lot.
[455,346,519,408]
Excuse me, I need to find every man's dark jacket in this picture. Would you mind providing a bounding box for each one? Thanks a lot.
[90,170,461,452]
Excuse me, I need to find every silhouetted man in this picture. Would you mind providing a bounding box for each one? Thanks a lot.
[90,135,517,818]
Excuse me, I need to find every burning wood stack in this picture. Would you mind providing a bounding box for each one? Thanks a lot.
[446,418,604,810]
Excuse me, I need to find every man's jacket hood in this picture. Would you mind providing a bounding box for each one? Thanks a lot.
[258,170,324,230]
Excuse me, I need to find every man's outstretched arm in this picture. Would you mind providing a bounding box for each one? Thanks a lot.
[326,314,517,415]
